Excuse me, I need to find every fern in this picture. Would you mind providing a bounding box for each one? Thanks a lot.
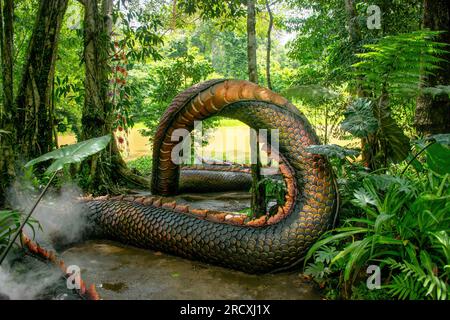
[314,245,338,264]
[354,30,448,99]
[387,274,428,300]
[348,31,448,167]
[386,254,449,300]
[304,163,450,300]
[304,261,332,281]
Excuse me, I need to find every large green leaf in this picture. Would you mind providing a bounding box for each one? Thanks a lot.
[341,98,378,138]
[352,188,377,208]
[425,143,450,175]
[423,85,450,98]
[426,133,450,146]
[25,135,111,174]
[374,98,410,163]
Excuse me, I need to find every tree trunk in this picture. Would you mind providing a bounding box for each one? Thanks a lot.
[344,0,376,168]
[247,0,265,216]
[81,0,150,193]
[415,0,450,135]
[171,0,177,30]
[344,0,361,45]
[265,0,273,90]
[247,0,258,84]
[82,0,111,143]
[0,0,14,206]
[250,129,266,218]
[81,0,114,191]
[0,0,13,114]
[15,0,69,159]
[344,0,363,96]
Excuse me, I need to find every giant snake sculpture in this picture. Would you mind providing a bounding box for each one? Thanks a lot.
[81,79,337,274]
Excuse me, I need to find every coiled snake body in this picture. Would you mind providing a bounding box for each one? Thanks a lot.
[85,79,337,273]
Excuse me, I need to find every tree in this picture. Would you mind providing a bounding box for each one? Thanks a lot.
[1,0,67,204]
[79,0,122,192]
[415,0,450,135]
[247,0,258,83]
[15,0,69,159]
[0,0,14,206]
[344,0,361,46]
[265,0,274,89]
[246,0,265,216]
[79,0,156,192]
[81,0,113,145]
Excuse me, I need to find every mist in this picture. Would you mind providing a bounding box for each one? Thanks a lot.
[7,182,91,247]
[0,265,61,300]
[0,180,92,299]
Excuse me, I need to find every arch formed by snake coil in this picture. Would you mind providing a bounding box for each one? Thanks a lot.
[84,79,337,273]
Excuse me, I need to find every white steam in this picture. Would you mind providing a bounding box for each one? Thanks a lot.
[0,265,61,300]
[0,182,91,299]
[8,183,89,246]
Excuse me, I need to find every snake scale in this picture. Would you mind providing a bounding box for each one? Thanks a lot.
[84,79,337,273]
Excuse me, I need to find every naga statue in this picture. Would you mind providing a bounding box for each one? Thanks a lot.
[82,79,338,274]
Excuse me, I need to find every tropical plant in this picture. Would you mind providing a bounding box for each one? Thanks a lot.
[354,30,448,99]
[127,155,153,176]
[257,177,287,216]
[0,135,111,265]
[304,172,449,299]
[349,31,449,169]
[0,210,39,256]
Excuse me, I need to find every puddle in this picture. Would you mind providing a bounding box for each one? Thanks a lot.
[102,282,128,293]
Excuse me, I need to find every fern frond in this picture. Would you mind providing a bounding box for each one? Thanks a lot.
[387,274,427,300]
[353,30,449,99]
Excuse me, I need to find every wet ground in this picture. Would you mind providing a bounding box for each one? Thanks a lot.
[2,191,319,300]
[160,191,252,212]
[61,241,319,300]
[1,240,319,300]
